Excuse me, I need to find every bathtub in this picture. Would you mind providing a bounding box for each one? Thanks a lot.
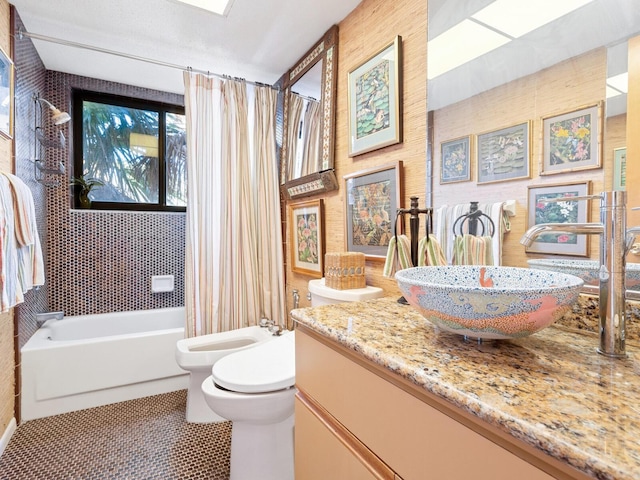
[21,307,188,421]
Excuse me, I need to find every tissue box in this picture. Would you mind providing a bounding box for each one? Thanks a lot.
[325,252,366,290]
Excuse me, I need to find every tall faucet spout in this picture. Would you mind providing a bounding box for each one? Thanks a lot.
[520,223,604,247]
[521,191,628,357]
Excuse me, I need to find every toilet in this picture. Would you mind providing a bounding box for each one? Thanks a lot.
[175,326,276,423]
[202,330,296,480]
[200,278,384,479]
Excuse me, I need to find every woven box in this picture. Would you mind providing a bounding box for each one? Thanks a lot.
[325,252,366,290]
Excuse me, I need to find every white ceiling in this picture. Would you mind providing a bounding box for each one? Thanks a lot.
[10,0,363,94]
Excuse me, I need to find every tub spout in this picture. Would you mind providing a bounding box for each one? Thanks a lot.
[36,311,64,327]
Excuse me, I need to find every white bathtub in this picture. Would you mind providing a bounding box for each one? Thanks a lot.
[21,307,188,421]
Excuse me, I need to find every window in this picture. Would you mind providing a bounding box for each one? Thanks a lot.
[72,90,186,211]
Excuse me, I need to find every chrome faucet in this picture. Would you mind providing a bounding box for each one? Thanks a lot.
[36,311,64,327]
[521,191,628,357]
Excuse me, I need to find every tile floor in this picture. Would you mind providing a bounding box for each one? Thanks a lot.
[0,390,231,479]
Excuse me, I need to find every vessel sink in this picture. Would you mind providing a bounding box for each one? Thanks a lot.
[527,259,640,291]
[395,266,583,340]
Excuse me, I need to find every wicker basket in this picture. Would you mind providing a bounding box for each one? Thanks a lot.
[325,252,366,290]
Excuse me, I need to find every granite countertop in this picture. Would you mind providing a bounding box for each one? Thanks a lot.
[291,296,640,480]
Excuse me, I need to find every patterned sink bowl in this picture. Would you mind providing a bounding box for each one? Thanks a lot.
[395,266,584,340]
[528,259,640,291]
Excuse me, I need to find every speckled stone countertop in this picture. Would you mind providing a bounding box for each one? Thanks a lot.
[291,296,640,480]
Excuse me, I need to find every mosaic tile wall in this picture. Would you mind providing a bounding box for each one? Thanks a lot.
[13,10,48,348]
[44,71,186,316]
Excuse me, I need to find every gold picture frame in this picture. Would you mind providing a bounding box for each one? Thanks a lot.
[288,199,324,277]
[347,36,402,157]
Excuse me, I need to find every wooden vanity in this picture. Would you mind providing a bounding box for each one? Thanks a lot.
[291,297,640,480]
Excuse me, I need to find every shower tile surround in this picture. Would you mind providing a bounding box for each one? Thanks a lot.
[44,72,186,316]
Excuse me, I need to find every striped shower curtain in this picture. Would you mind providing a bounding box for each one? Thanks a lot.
[183,72,285,337]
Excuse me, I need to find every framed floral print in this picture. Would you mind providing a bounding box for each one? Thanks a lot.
[476,121,530,184]
[526,181,591,256]
[541,104,601,175]
[440,135,472,184]
[288,199,324,277]
[344,162,403,260]
[348,36,402,157]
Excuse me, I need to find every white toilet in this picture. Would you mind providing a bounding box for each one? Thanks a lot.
[200,278,384,480]
[202,330,296,480]
[175,326,276,423]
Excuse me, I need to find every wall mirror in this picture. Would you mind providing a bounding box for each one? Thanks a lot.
[280,25,339,200]
[426,0,640,268]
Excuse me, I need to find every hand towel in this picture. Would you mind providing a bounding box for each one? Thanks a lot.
[453,234,494,266]
[418,235,447,266]
[383,234,412,277]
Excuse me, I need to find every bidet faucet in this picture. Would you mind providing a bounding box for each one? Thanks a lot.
[520,191,628,357]
[35,311,64,327]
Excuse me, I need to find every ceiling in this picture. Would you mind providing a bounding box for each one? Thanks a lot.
[428,0,640,110]
[10,0,363,94]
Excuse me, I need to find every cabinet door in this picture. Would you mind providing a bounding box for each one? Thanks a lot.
[295,394,397,480]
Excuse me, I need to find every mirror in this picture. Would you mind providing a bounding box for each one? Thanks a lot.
[427,0,640,267]
[280,26,339,200]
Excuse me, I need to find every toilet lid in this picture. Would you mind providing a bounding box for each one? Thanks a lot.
[211,330,295,393]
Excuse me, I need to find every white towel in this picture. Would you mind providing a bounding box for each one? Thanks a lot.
[0,174,45,311]
[435,202,511,266]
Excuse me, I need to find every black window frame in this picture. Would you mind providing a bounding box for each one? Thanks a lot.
[72,89,186,212]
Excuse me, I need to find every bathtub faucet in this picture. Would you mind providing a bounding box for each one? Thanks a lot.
[36,311,64,327]
[520,191,628,358]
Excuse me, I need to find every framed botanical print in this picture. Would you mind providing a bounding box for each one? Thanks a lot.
[476,121,530,184]
[288,199,324,277]
[526,181,591,256]
[440,135,472,184]
[344,162,403,260]
[348,36,402,157]
[541,104,601,175]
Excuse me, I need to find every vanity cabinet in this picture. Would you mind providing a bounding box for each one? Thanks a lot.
[295,326,566,480]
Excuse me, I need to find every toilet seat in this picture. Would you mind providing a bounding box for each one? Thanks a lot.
[211,331,295,394]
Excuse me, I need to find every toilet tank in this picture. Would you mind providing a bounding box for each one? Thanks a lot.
[308,278,384,307]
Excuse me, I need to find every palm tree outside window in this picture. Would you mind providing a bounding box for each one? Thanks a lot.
[72,89,186,211]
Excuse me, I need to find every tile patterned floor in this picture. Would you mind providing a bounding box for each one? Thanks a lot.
[0,390,231,479]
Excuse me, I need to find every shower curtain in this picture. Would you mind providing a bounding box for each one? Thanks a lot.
[183,72,285,337]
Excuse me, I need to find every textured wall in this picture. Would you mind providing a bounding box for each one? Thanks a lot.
[285,0,429,311]
[44,71,186,316]
[0,0,14,435]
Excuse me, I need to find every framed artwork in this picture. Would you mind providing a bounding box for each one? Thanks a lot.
[476,121,530,184]
[613,147,626,191]
[348,36,402,157]
[440,135,472,184]
[526,181,591,256]
[0,46,14,139]
[541,104,601,175]
[344,161,403,260]
[288,199,324,277]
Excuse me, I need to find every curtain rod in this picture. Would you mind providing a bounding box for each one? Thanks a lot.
[17,28,279,91]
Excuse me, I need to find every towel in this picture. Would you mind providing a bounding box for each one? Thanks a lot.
[435,201,511,266]
[418,235,447,266]
[453,234,494,266]
[0,174,45,312]
[383,234,412,277]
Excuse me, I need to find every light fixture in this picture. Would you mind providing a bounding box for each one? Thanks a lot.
[173,0,234,16]
[428,19,510,80]
[471,0,595,39]
[36,96,71,125]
